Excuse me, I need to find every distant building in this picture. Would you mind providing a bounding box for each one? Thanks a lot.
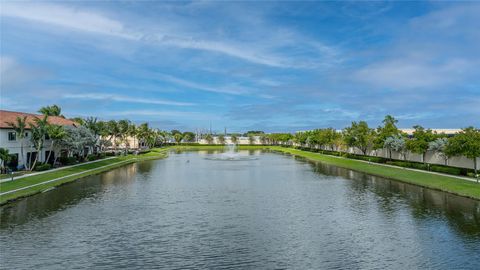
[399,128,461,136]
[0,110,77,169]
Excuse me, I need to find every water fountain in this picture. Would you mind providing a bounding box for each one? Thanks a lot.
[205,143,257,161]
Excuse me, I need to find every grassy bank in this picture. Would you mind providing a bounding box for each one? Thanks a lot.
[268,146,480,200]
[0,148,168,205]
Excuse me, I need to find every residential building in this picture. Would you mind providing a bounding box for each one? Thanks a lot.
[0,110,77,169]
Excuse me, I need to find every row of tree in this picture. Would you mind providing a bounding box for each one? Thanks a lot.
[260,116,480,174]
[1,105,171,171]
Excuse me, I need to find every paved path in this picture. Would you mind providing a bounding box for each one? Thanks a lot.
[0,157,117,183]
[0,159,133,196]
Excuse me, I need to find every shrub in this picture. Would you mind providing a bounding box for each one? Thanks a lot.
[86,154,98,161]
[430,165,462,176]
[59,156,77,165]
[34,163,51,171]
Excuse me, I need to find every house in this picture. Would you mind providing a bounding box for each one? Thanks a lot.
[0,110,77,170]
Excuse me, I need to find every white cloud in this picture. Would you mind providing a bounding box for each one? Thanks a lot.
[0,2,338,69]
[105,109,222,121]
[63,93,194,106]
[354,58,472,89]
[0,3,135,40]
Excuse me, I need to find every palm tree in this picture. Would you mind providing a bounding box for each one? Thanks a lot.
[117,119,130,154]
[205,134,214,144]
[29,115,49,170]
[128,122,138,149]
[218,135,225,145]
[45,124,67,165]
[38,104,63,117]
[231,135,238,144]
[0,148,12,173]
[106,120,119,151]
[6,116,27,170]
[174,133,183,144]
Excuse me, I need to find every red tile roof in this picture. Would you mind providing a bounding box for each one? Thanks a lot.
[0,110,78,129]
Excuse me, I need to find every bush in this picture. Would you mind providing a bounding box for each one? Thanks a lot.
[430,165,462,176]
[86,154,98,161]
[59,156,77,165]
[34,163,51,171]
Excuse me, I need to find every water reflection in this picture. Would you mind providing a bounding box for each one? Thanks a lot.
[1,152,479,270]
[0,163,140,228]
[307,159,480,238]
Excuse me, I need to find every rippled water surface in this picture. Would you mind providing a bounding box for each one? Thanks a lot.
[1,150,480,269]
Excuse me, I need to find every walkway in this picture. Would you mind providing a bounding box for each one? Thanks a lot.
[0,157,116,183]
[0,158,133,196]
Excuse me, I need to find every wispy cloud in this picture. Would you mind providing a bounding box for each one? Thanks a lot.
[104,109,222,121]
[0,2,338,69]
[63,93,194,106]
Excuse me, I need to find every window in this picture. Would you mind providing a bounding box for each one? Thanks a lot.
[8,132,17,141]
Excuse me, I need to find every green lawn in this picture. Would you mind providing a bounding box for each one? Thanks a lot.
[0,148,168,204]
[268,146,480,200]
[0,171,28,180]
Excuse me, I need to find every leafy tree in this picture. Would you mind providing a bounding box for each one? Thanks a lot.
[173,133,183,144]
[446,127,480,177]
[183,132,196,142]
[343,121,375,155]
[384,135,407,160]
[429,137,449,165]
[6,116,27,170]
[38,104,63,117]
[406,125,437,164]
[59,126,96,160]
[374,115,400,154]
[294,131,309,146]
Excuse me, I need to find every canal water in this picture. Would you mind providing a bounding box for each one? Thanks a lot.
[1,151,479,269]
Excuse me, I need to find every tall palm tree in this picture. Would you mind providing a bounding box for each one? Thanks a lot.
[117,119,130,153]
[128,123,138,149]
[106,120,119,151]
[38,104,63,117]
[45,124,67,165]
[29,115,49,170]
[6,116,27,170]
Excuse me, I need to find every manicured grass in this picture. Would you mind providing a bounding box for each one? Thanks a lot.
[0,171,28,180]
[0,148,168,205]
[269,146,480,200]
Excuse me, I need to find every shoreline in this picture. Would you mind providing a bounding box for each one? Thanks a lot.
[0,149,168,205]
[1,145,479,205]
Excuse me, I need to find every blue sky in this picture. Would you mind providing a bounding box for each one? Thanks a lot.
[1,1,479,132]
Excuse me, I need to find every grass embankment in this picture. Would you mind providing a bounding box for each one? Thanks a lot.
[0,148,168,205]
[268,146,480,200]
